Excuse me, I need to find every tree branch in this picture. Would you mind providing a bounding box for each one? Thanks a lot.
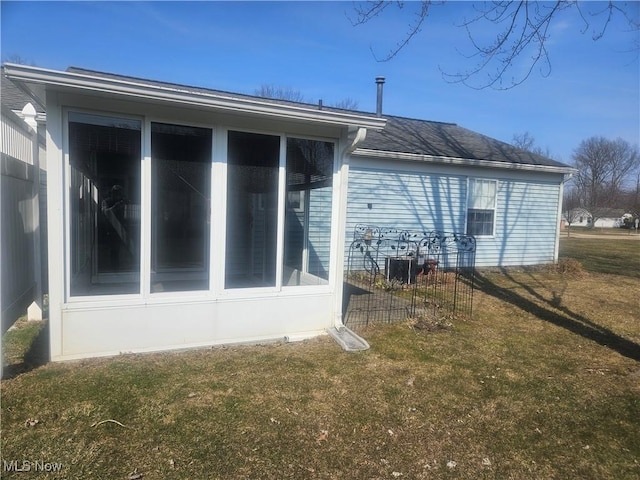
[352,0,639,90]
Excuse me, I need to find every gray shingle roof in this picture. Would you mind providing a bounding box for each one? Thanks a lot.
[6,65,569,170]
[359,115,569,169]
[65,66,337,112]
[1,67,45,113]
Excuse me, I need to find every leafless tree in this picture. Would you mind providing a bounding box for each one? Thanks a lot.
[1,54,37,66]
[350,1,639,90]
[618,170,640,220]
[255,85,307,103]
[512,131,552,158]
[332,97,360,110]
[572,136,640,226]
[562,187,582,236]
[255,85,359,110]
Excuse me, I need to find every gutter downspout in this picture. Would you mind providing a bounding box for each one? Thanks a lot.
[328,126,371,351]
[554,171,577,264]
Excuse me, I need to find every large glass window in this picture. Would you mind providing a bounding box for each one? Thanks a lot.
[67,115,336,296]
[151,123,212,293]
[225,131,280,288]
[283,138,334,286]
[467,178,497,236]
[68,112,141,296]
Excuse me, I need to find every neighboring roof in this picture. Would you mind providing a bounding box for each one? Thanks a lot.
[1,67,45,114]
[355,115,572,172]
[583,208,627,218]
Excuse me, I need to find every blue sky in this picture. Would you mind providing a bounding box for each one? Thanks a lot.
[2,1,638,163]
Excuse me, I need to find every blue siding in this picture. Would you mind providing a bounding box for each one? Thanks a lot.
[346,168,466,236]
[346,166,562,267]
[307,187,332,278]
[476,180,560,266]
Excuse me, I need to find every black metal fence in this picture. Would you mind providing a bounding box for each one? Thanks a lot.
[343,225,476,331]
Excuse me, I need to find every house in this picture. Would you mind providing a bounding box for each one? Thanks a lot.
[564,208,630,228]
[3,64,575,361]
[346,115,574,266]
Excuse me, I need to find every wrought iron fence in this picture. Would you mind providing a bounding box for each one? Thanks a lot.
[343,225,476,331]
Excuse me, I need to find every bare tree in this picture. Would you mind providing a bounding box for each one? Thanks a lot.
[351,1,639,90]
[562,187,582,236]
[512,131,552,157]
[255,85,306,103]
[572,136,640,226]
[255,85,359,110]
[332,97,360,110]
[1,54,37,66]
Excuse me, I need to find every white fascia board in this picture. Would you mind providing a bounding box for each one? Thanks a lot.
[352,148,577,175]
[4,64,387,130]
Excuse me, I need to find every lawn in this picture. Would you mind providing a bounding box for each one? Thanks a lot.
[1,238,639,479]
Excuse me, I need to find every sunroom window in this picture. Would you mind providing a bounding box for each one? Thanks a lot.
[225,131,280,288]
[224,132,335,289]
[151,123,212,293]
[467,178,497,237]
[68,112,142,296]
[67,116,336,297]
[283,138,334,286]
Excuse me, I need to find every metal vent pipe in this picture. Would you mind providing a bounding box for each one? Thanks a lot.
[375,76,385,117]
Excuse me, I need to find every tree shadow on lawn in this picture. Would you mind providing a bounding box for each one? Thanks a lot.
[474,270,640,363]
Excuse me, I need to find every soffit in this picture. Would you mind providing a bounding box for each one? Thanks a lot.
[3,63,387,131]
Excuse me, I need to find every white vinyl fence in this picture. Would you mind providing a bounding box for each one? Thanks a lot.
[1,103,44,334]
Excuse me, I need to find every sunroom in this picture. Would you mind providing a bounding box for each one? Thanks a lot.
[4,64,385,361]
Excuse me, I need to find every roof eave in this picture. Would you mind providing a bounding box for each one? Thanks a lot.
[3,63,387,130]
[352,148,577,175]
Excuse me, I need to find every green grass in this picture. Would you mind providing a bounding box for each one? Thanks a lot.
[565,226,638,236]
[559,236,640,277]
[2,237,639,479]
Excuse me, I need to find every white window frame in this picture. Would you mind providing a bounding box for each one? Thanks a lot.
[63,111,338,304]
[146,118,216,298]
[466,178,498,238]
[219,128,338,296]
[63,108,146,303]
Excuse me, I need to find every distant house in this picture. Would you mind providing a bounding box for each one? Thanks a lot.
[3,64,575,361]
[564,208,630,228]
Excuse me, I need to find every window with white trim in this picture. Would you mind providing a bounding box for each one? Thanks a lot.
[224,131,335,289]
[467,179,497,237]
[151,122,212,293]
[68,112,142,296]
[66,111,336,298]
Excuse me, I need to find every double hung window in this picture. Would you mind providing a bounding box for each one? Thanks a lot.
[467,178,497,237]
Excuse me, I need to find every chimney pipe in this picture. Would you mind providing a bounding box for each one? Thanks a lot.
[375,76,385,117]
